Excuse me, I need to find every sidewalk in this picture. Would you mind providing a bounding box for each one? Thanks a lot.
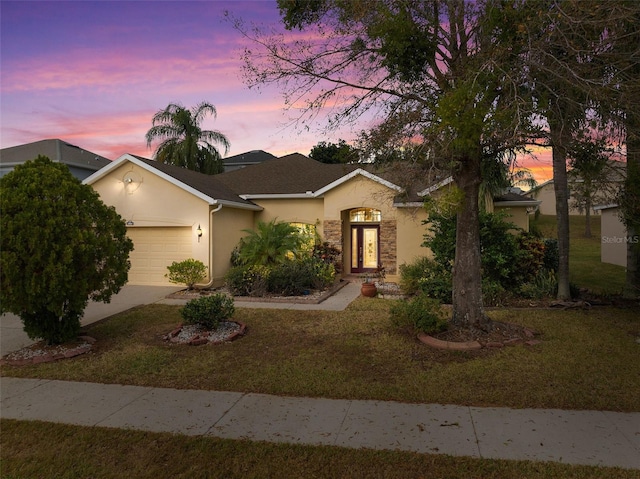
[2,377,639,469]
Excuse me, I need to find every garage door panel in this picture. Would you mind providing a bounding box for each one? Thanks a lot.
[127,227,193,285]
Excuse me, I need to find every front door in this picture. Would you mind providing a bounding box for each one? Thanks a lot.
[351,225,379,273]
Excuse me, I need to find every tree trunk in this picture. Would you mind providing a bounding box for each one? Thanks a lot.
[623,113,640,299]
[584,196,592,238]
[451,156,491,331]
[550,121,572,300]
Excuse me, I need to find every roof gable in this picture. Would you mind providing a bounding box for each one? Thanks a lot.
[215,153,407,198]
[84,154,261,210]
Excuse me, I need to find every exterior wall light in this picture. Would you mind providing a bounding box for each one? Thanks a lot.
[197,224,203,242]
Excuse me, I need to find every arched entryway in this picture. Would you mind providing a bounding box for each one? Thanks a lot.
[349,208,381,274]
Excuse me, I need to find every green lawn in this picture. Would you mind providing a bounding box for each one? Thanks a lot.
[530,214,626,294]
[2,214,638,478]
[3,300,639,412]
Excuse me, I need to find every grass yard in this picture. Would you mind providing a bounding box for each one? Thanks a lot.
[2,213,638,478]
[2,299,639,412]
[2,419,638,479]
[530,214,626,294]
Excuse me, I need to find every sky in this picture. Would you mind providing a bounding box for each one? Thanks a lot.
[0,0,554,182]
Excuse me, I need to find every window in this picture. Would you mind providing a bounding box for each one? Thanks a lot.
[350,208,381,223]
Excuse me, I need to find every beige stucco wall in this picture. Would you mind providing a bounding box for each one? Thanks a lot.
[209,205,255,285]
[532,181,599,216]
[494,206,531,232]
[395,206,431,271]
[253,198,324,233]
[600,207,627,267]
[90,162,213,279]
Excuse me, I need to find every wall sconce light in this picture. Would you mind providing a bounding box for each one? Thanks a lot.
[122,172,142,194]
[196,224,202,242]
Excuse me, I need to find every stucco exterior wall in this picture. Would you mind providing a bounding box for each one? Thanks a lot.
[532,181,598,216]
[600,207,628,267]
[323,176,398,219]
[209,205,255,285]
[90,162,212,276]
[253,198,324,232]
[494,206,530,232]
[395,207,431,270]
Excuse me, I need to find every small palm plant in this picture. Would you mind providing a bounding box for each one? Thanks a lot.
[237,219,306,266]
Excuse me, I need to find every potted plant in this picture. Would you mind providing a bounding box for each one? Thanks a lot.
[360,273,377,298]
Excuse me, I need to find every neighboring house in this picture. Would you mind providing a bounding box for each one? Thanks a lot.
[492,189,541,232]
[84,153,538,286]
[530,161,625,216]
[594,204,629,267]
[222,150,276,172]
[0,139,111,180]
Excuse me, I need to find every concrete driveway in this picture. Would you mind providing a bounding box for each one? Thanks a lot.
[1,284,181,356]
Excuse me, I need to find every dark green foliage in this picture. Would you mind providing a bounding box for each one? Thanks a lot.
[390,294,448,334]
[224,265,270,297]
[226,258,334,297]
[236,219,307,266]
[268,257,335,295]
[309,140,360,164]
[0,156,133,344]
[312,241,342,273]
[399,257,452,303]
[180,294,235,330]
[542,238,560,272]
[145,101,229,174]
[519,269,558,299]
[166,258,207,290]
[424,211,535,289]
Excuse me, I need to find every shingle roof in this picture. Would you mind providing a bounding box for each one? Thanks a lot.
[223,150,276,166]
[0,139,111,170]
[493,191,540,204]
[130,156,258,207]
[216,153,361,195]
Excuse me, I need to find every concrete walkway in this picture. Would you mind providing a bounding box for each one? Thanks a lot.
[2,377,639,469]
[2,280,639,470]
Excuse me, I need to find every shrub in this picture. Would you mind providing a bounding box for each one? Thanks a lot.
[399,257,452,303]
[224,265,270,296]
[166,258,207,289]
[390,294,448,334]
[542,238,559,272]
[0,156,133,344]
[236,219,306,266]
[312,241,342,273]
[520,269,558,299]
[423,211,547,295]
[268,257,335,295]
[180,294,235,330]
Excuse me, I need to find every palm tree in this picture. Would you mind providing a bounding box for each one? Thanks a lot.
[145,101,230,174]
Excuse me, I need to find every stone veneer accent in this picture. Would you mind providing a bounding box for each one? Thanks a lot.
[323,220,342,250]
[380,219,397,274]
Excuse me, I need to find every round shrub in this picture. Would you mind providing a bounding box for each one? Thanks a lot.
[166,258,207,289]
[180,294,235,330]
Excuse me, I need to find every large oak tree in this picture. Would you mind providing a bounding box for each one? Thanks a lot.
[232,0,536,330]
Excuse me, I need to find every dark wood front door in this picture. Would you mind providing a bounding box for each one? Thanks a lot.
[351,225,379,273]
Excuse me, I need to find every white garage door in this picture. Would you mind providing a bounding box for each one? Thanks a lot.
[126,227,193,285]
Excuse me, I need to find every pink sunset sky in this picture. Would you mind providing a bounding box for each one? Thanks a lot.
[0,0,554,183]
